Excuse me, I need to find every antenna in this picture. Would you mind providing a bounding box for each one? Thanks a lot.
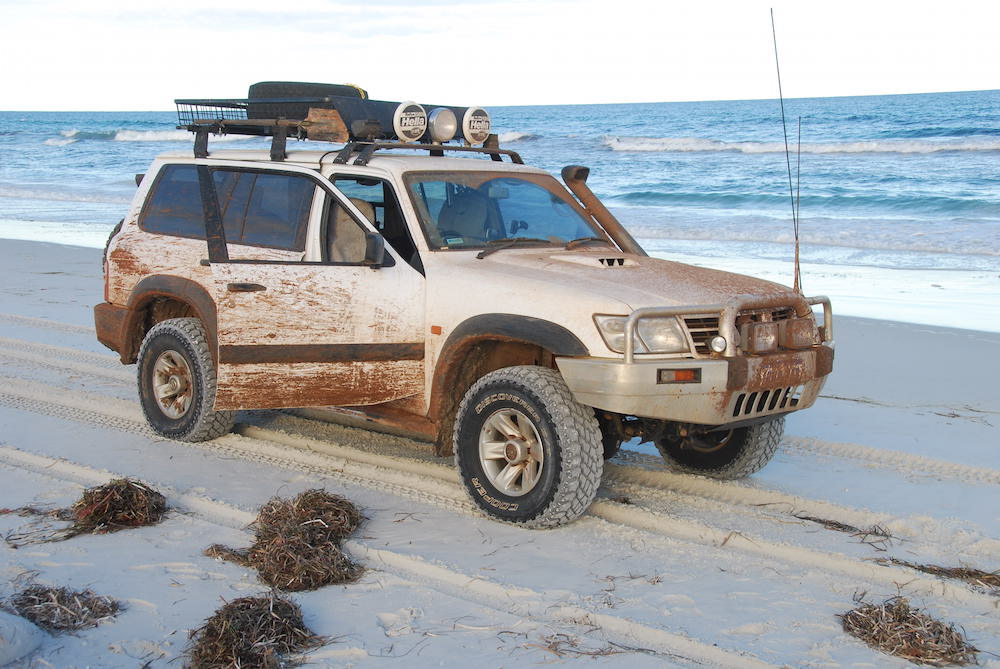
[770,8,803,293]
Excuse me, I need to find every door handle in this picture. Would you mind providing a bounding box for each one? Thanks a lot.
[227,282,267,292]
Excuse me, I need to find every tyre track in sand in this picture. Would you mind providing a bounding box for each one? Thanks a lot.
[0,374,996,610]
[3,330,998,489]
[0,443,779,669]
[4,333,994,565]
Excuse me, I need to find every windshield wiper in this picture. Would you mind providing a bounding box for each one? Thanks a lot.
[565,236,614,250]
[475,237,552,259]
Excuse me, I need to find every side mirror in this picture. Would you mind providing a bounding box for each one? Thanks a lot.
[363,232,385,269]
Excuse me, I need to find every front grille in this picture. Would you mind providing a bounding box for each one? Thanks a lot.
[684,315,719,354]
[684,307,798,356]
[736,306,795,325]
[731,385,803,418]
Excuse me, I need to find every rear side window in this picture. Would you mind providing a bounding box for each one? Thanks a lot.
[238,172,313,251]
[139,165,315,252]
[139,165,205,239]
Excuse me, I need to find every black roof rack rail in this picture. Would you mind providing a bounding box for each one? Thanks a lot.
[331,139,523,166]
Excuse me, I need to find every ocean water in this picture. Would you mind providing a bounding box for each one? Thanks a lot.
[1,90,998,331]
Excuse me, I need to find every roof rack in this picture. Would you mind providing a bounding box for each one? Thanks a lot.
[330,140,522,166]
[175,82,518,163]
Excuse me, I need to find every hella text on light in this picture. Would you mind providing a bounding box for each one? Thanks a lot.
[462,107,491,145]
[393,102,427,143]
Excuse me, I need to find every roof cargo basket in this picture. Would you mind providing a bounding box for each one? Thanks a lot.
[175,81,521,164]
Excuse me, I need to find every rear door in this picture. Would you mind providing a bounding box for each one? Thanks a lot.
[201,164,425,411]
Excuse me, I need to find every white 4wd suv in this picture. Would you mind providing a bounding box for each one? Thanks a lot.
[95,82,833,528]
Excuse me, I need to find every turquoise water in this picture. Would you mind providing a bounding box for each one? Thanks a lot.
[1,90,998,328]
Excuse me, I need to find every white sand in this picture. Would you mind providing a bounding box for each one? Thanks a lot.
[0,239,997,668]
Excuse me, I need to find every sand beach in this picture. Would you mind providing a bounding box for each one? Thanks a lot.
[0,237,997,667]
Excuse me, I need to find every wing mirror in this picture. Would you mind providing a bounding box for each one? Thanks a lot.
[363,232,386,269]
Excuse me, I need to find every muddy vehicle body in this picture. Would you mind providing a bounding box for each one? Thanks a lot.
[95,83,834,527]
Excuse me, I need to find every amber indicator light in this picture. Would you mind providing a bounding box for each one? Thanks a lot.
[430,325,443,335]
[657,368,701,384]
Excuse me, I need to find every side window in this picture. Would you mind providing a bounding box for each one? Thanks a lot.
[140,166,316,255]
[240,172,314,250]
[332,175,420,269]
[139,165,205,239]
[326,199,368,264]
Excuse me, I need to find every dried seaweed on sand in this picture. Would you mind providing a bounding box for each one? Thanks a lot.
[839,596,978,666]
[9,585,122,632]
[70,478,167,534]
[3,478,167,546]
[187,594,320,669]
[875,558,1000,592]
[205,489,363,591]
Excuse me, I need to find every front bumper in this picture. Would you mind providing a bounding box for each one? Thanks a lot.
[557,344,834,425]
[557,292,835,426]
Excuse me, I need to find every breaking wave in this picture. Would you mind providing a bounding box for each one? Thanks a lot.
[41,128,252,144]
[498,131,538,143]
[603,136,1000,154]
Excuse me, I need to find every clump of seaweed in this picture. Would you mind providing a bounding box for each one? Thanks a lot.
[3,478,167,546]
[186,594,320,669]
[875,558,1000,593]
[838,596,978,666]
[10,585,122,632]
[205,489,363,591]
[70,478,167,534]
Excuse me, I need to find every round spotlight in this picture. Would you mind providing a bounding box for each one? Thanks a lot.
[427,107,457,143]
[462,107,491,145]
[709,336,728,353]
[393,102,427,143]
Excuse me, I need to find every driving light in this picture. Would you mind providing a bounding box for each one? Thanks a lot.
[393,102,427,143]
[778,317,820,349]
[741,322,778,354]
[428,107,457,143]
[462,106,491,145]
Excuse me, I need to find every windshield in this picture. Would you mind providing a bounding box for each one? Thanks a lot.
[404,171,607,250]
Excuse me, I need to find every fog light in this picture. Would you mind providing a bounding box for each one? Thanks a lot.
[709,336,727,353]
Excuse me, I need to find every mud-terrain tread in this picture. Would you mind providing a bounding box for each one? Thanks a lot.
[137,318,235,442]
[657,418,783,480]
[454,366,603,529]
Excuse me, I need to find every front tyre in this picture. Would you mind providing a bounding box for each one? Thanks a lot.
[655,417,784,479]
[137,318,235,442]
[454,366,603,528]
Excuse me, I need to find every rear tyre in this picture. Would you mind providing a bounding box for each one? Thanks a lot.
[655,417,784,479]
[137,318,235,442]
[454,366,603,528]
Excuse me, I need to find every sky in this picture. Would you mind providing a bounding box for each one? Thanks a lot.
[1,0,997,110]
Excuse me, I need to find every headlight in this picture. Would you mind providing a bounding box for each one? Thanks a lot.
[594,315,689,354]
